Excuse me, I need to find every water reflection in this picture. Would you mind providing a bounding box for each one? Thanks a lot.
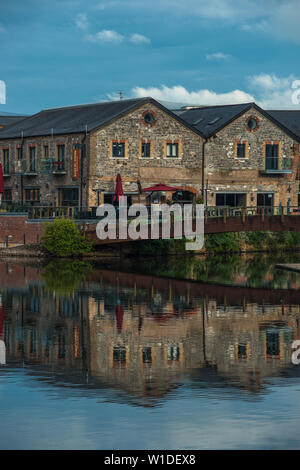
[1,256,300,408]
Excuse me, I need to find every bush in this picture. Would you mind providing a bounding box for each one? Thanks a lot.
[41,218,92,257]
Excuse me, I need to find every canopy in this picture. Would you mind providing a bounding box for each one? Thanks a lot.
[113,173,124,203]
[141,183,178,192]
[0,163,4,196]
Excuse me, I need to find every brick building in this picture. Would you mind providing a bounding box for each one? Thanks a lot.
[0,97,300,210]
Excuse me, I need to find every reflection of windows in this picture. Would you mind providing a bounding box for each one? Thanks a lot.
[58,333,66,359]
[113,346,126,366]
[167,346,180,361]
[266,330,280,356]
[238,344,247,359]
[30,327,37,354]
[142,347,152,364]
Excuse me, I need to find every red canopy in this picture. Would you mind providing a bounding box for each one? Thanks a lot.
[115,304,124,334]
[0,163,4,196]
[141,183,178,192]
[113,173,124,203]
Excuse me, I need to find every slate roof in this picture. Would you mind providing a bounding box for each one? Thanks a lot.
[176,102,300,142]
[175,103,252,138]
[0,115,28,128]
[0,97,205,139]
[267,110,300,139]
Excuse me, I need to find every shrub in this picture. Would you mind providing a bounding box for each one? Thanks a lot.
[41,218,92,257]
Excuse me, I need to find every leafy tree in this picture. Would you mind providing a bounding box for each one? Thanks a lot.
[41,218,92,257]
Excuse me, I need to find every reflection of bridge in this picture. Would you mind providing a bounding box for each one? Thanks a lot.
[84,206,300,245]
[87,268,300,306]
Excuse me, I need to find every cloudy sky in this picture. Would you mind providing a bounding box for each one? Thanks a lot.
[1,0,300,114]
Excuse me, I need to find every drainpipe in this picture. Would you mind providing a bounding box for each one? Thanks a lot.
[201,138,208,204]
[20,131,24,205]
[80,129,88,210]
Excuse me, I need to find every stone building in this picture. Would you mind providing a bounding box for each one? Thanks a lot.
[1,97,300,210]
[0,98,205,208]
[177,102,300,209]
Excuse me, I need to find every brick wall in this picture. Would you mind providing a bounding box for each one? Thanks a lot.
[0,214,45,244]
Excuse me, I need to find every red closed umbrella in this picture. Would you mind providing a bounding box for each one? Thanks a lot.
[115,304,124,334]
[141,183,178,192]
[113,173,124,203]
[0,163,4,200]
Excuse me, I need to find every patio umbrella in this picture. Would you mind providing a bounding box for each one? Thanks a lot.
[0,163,4,205]
[113,173,124,203]
[141,183,178,192]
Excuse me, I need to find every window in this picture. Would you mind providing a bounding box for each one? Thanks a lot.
[25,188,40,202]
[265,143,279,170]
[3,148,9,174]
[141,142,151,158]
[17,146,23,160]
[29,146,36,172]
[3,188,12,202]
[55,144,65,171]
[257,193,274,207]
[238,344,247,359]
[237,143,246,158]
[44,145,49,158]
[166,142,179,158]
[112,142,125,158]
[216,193,247,207]
[60,188,79,207]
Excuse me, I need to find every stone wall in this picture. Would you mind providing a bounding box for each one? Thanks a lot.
[87,102,203,205]
[205,106,299,207]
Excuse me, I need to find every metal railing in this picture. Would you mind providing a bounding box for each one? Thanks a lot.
[0,203,300,220]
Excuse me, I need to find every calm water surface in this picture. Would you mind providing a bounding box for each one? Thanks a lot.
[1,252,300,450]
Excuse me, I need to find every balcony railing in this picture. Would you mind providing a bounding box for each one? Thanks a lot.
[260,157,293,174]
[53,161,65,173]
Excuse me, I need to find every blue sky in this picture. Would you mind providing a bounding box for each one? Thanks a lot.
[1,0,300,114]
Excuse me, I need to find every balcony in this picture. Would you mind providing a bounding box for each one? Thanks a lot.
[53,161,66,174]
[260,157,293,175]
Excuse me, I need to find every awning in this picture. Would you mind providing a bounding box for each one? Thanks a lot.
[141,183,178,192]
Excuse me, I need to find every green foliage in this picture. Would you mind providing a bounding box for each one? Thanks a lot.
[132,238,187,255]
[42,259,93,295]
[41,218,92,257]
[204,232,240,253]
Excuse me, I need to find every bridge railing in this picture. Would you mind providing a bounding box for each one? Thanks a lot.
[205,206,300,218]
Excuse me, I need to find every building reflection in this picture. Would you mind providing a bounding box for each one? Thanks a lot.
[1,261,300,404]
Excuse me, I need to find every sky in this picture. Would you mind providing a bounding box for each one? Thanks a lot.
[1,0,300,114]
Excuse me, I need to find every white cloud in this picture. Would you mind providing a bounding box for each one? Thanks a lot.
[0,25,6,33]
[206,52,232,61]
[129,33,151,45]
[125,75,300,109]
[75,13,88,31]
[247,73,300,108]
[130,85,254,106]
[86,29,124,43]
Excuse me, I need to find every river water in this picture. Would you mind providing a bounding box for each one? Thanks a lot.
[1,252,300,450]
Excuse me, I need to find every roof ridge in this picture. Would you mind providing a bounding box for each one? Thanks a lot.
[41,97,149,112]
[188,102,254,110]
